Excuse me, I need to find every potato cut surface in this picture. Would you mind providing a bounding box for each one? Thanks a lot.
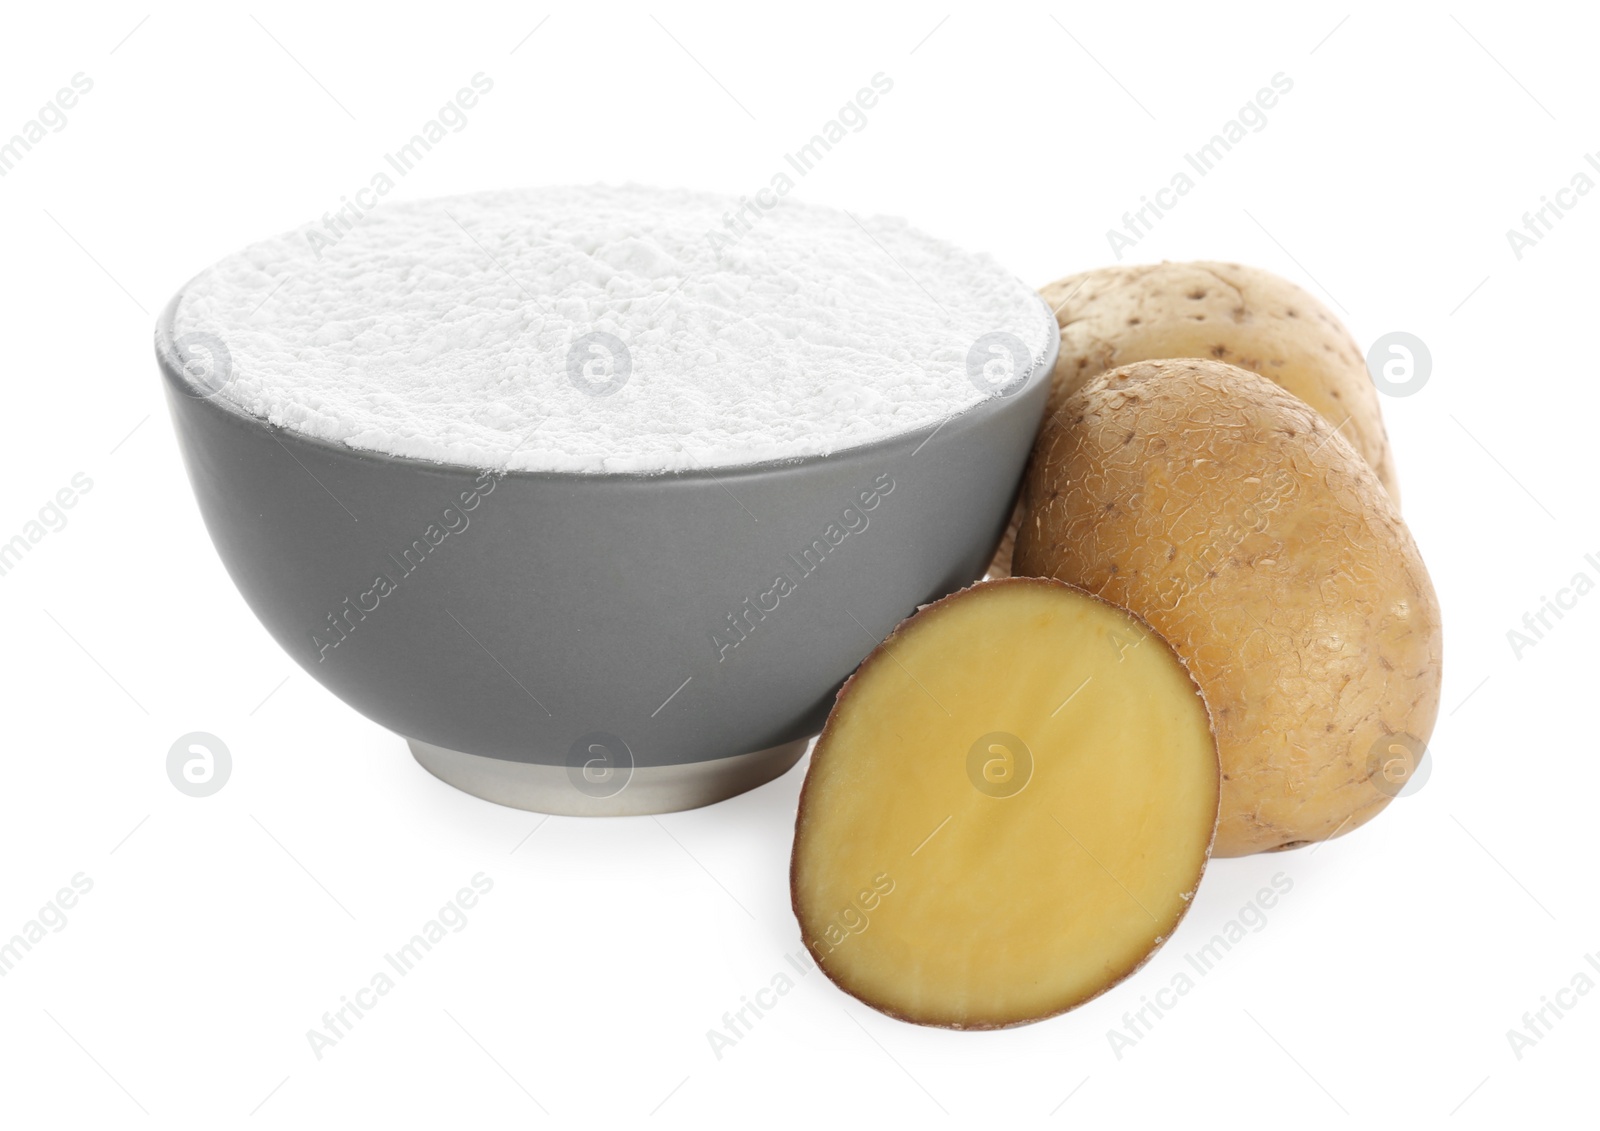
[791,578,1218,1029]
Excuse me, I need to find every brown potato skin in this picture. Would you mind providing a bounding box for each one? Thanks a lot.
[990,261,1398,579]
[1040,261,1399,501]
[1014,359,1441,856]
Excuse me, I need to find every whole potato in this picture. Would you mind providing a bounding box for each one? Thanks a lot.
[1040,261,1399,500]
[989,261,1399,579]
[1014,358,1441,856]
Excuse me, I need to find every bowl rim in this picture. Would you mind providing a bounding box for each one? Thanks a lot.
[153,285,1058,485]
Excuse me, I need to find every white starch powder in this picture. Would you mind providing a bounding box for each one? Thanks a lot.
[171,184,1051,474]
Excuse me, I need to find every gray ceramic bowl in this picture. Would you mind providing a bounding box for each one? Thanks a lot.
[156,293,1057,815]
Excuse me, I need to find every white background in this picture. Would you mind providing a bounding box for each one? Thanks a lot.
[0,2,1593,1127]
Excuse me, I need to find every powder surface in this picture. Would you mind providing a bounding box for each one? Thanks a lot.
[171,184,1051,474]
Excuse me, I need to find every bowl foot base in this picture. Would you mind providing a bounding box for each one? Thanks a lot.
[407,736,810,816]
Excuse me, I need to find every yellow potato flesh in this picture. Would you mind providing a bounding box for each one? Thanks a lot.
[790,579,1218,1029]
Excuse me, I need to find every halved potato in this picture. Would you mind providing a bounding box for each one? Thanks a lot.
[791,578,1218,1029]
